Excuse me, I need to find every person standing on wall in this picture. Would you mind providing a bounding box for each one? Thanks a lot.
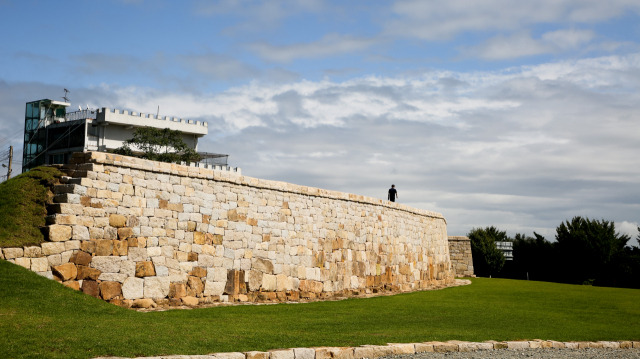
[388,184,398,202]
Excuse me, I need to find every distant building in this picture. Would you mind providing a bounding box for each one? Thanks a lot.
[22,99,232,172]
[495,241,513,261]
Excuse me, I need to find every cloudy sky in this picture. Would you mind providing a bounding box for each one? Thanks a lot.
[1,0,639,240]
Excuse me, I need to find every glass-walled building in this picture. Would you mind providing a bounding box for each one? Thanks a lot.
[21,98,219,173]
[22,99,89,171]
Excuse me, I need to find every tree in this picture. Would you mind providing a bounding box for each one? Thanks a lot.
[555,216,630,285]
[113,127,200,164]
[468,226,506,277]
[509,232,555,281]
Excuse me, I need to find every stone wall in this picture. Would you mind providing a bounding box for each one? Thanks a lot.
[448,236,474,277]
[1,152,454,308]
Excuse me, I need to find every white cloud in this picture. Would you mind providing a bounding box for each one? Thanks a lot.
[386,0,640,41]
[249,34,377,63]
[617,221,639,241]
[465,29,595,60]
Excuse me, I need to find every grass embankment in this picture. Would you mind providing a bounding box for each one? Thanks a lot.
[0,166,64,247]
[1,261,638,359]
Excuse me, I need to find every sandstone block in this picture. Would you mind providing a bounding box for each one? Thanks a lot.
[506,341,530,350]
[187,276,205,296]
[23,246,42,258]
[63,280,80,291]
[100,281,122,300]
[42,242,66,255]
[72,226,90,240]
[246,351,270,359]
[132,298,157,309]
[109,214,127,228]
[70,251,93,266]
[91,256,122,273]
[388,343,415,354]
[98,273,127,283]
[136,261,156,277]
[262,273,277,291]
[189,266,207,278]
[252,257,274,273]
[31,257,50,272]
[247,270,263,291]
[181,296,199,306]
[270,349,295,359]
[82,280,100,298]
[113,240,128,256]
[14,257,31,269]
[47,225,72,242]
[414,343,434,353]
[214,353,245,359]
[128,247,147,262]
[117,227,134,240]
[2,247,23,259]
[315,347,354,359]
[52,263,77,281]
[76,265,102,280]
[95,239,114,256]
[169,282,187,299]
[144,276,170,299]
[432,342,458,352]
[204,281,225,296]
[354,346,393,359]
[122,277,145,299]
[293,348,315,359]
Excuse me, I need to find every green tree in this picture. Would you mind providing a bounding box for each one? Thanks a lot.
[510,232,555,281]
[555,216,630,285]
[468,226,506,277]
[113,127,201,164]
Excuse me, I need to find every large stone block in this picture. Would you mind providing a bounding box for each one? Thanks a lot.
[70,251,92,266]
[95,239,114,256]
[247,270,263,291]
[91,256,122,273]
[109,214,127,228]
[203,281,225,296]
[224,270,246,295]
[122,277,144,299]
[23,246,42,258]
[270,349,295,359]
[47,225,72,242]
[76,265,102,280]
[2,247,23,259]
[42,242,66,255]
[100,281,122,300]
[52,263,77,281]
[144,276,170,299]
[82,280,100,298]
[30,257,50,272]
[252,257,274,273]
[15,257,31,269]
[135,261,156,277]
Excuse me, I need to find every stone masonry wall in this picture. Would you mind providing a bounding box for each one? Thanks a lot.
[1,152,454,308]
[448,236,474,277]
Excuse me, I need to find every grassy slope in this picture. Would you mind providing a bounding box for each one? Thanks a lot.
[0,166,65,248]
[1,260,638,359]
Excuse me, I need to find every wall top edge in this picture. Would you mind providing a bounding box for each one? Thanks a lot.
[78,152,446,221]
[448,236,470,241]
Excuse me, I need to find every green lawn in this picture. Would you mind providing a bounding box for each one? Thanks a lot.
[0,166,64,248]
[1,260,638,359]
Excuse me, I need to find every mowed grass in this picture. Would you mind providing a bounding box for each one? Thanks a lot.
[1,261,638,359]
[0,166,64,248]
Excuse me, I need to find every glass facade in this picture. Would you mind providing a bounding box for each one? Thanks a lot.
[22,100,86,172]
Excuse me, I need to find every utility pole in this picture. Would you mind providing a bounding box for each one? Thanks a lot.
[6,146,12,179]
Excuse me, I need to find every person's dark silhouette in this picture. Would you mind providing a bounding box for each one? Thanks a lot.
[388,184,398,202]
